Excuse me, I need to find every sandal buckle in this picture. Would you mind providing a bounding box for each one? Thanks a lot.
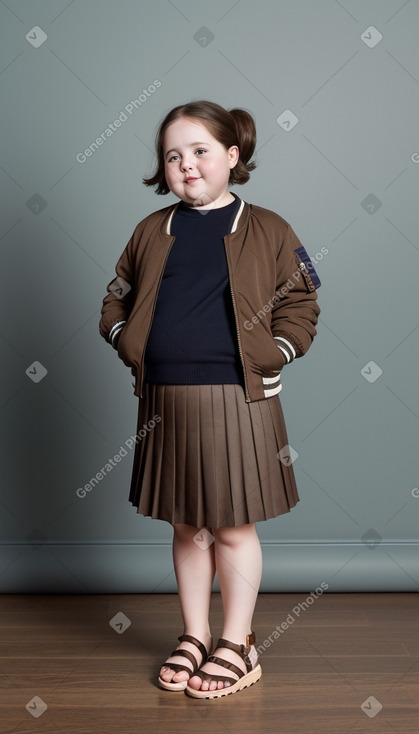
[243,631,256,667]
[246,631,255,647]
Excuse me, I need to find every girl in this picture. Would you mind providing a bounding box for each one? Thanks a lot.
[99,100,320,699]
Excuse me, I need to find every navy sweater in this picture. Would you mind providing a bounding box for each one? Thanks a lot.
[144,194,245,386]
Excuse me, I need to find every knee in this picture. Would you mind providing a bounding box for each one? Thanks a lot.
[212,523,256,548]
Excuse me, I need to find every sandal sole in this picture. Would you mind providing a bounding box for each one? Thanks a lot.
[158,675,188,691]
[185,664,262,699]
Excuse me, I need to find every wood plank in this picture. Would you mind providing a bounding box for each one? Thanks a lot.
[0,592,418,734]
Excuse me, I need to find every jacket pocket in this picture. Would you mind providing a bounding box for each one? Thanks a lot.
[116,326,136,369]
[260,335,287,376]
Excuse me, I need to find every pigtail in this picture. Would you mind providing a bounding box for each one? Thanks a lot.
[228,108,257,184]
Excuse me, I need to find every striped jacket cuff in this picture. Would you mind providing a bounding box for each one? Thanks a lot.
[274,336,296,364]
[109,320,126,348]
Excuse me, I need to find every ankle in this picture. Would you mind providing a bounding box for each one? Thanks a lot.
[219,630,254,647]
[183,628,212,644]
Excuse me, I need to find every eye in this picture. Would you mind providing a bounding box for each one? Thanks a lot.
[167,154,179,162]
[195,149,206,155]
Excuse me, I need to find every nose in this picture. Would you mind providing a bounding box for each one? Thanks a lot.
[180,156,194,172]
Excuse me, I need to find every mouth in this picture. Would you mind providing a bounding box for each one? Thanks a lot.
[184,177,200,183]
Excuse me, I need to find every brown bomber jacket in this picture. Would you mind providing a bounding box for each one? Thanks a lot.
[99,196,321,402]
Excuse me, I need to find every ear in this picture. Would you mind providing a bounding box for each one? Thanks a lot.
[228,145,239,168]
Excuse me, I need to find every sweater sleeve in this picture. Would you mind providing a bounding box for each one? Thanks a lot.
[99,229,136,349]
[270,224,321,366]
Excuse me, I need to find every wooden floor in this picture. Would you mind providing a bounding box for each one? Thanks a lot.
[0,592,418,733]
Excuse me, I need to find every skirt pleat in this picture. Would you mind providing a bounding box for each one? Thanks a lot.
[128,382,300,528]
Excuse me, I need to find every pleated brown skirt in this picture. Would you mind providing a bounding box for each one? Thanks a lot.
[128,382,300,528]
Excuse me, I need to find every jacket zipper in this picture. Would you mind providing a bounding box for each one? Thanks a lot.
[139,227,251,402]
[138,236,175,398]
[224,237,250,402]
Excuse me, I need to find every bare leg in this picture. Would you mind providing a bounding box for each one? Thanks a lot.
[159,523,215,684]
[188,522,263,692]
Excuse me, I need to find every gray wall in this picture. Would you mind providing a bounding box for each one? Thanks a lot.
[1,0,418,592]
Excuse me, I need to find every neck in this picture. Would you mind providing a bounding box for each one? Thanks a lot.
[183,191,235,210]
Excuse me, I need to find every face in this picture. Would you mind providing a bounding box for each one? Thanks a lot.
[163,116,239,209]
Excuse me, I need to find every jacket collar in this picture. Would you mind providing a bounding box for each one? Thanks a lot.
[162,196,247,236]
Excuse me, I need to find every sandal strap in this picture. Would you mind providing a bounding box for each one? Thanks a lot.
[178,634,208,660]
[216,634,256,673]
[162,661,195,675]
[207,654,244,679]
[168,648,197,669]
[189,633,257,689]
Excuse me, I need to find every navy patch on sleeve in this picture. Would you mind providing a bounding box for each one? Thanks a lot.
[294,246,321,289]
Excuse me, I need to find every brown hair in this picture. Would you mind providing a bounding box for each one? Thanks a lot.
[143,100,257,195]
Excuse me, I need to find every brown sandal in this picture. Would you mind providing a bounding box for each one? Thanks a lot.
[158,634,212,691]
[185,631,262,699]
